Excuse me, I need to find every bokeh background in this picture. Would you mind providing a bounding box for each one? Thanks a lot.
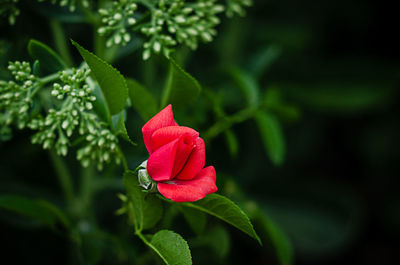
[1,0,399,264]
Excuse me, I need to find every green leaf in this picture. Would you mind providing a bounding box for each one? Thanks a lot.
[224,129,239,158]
[281,82,395,114]
[0,194,71,229]
[123,170,162,231]
[260,215,293,265]
[28,39,67,74]
[264,87,301,122]
[179,206,207,235]
[71,40,128,116]
[150,230,192,265]
[127,78,158,121]
[204,225,230,259]
[111,112,136,146]
[248,45,281,79]
[161,57,201,108]
[181,194,261,245]
[227,67,260,106]
[254,111,285,166]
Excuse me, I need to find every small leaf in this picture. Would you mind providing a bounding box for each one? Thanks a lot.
[28,39,67,74]
[0,194,71,229]
[248,45,281,79]
[127,78,158,121]
[204,225,230,259]
[260,215,293,265]
[181,194,261,245]
[150,230,192,265]
[111,111,136,146]
[71,40,128,116]
[227,67,260,106]
[179,206,207,235]
[161,57,201,108]
[123,170,162,231]
[254,111,285,166]
[224,129,239,158]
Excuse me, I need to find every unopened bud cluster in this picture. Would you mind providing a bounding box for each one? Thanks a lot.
[37,0,90,12]
[29,67,121,170]
[51,68,96,111]
[0,61,36,139]
[96,0,251,60]
[225,0,252,17]
[97,0,138,47]
[140,0,224,60]
[0,0,20,25]
[77,125,121,170]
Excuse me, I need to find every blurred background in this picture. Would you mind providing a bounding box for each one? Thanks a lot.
[1,0,399,264]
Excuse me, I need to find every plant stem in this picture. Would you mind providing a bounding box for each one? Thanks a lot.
[50,19,74,67]
[135,230,168,265]
[39,72,60,84]
[203,107,256,141]
[117,146,128,171]
[49,149,75,206]
[79,164,95,216]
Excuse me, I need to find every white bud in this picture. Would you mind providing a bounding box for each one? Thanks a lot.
[114,34,122,44]
[62,120,69,129]
[142,50,151,60]
[113,13,122,20]
[174,15,186,23]
[86,102,93,110]
[127,18,136,25]
[153,42,161,53]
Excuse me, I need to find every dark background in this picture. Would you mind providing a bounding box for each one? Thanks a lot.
[1,0,399,264]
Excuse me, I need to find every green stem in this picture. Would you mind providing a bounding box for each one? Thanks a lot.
[50,19,74,67]
[136,230,168,265]
[39,72,60,84]
[79,164,95,216]
[48,149,75,206]
[117,147,128,171]
[203,107,256,141]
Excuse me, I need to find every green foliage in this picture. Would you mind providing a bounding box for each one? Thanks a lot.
[180,193,262,245]
[97,0,138,47]
[111,111,135,146]
[71,40,128,117]
[225,0,252,17]
[0,0,20,25]
[28,39,67,74]
[123,170,163,231]
[97,0,252,60]
[258,214,293,265]
[37,0,90,12]
[0,61,37,138]
[0,194,71,229]
[282,82,395,114]
[149,230,192,265]
[254,111,285,166]
[228,66,260,106]
[28,68,121,169]
[162,57,201,108]
[127,78,158,121]
[180,206,207,235]
[203,225,230,258]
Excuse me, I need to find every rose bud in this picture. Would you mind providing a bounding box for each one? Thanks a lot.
[140,104,217,202]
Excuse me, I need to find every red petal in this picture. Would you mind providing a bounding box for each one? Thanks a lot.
[142,105,178,154]
[147,137,179,182]
[157,166,218,202]
[151,126,199,152]
[175,137,205,180]
[147,134,195,182]
[171,134,196,177]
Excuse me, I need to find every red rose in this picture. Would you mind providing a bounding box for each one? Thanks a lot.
[142,105,217,202]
